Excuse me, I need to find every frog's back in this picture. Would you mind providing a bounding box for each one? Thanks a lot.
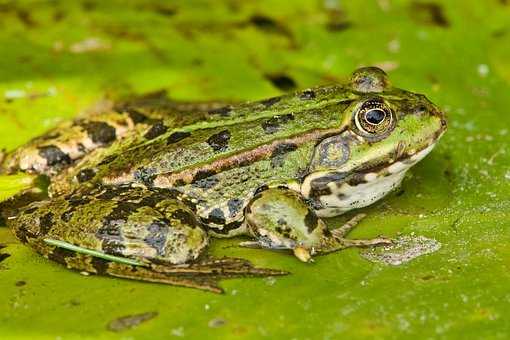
[86,85,354,188]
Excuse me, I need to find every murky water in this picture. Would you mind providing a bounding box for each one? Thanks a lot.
[360,235,441,265]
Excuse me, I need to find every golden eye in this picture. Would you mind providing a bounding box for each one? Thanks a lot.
[355,100,393,135]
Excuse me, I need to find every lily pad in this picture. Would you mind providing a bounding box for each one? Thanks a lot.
[1,1,510,339]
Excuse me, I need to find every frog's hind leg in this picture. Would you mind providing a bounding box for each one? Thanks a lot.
[8,186,286,292]
[35,242,284,293]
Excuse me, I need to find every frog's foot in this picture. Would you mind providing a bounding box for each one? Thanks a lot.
[244,187,329,263]
[107,256,288,294]
[320,213,393,254]
[37,239,287,293]
[244,188,392,262]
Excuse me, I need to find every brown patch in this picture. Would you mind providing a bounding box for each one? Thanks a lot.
[410,2,449,27]
[15,280,26,287]
[144,121,168,140]
[107,311,158,332]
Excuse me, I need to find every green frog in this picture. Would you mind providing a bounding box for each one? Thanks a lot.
[1,67,446,292]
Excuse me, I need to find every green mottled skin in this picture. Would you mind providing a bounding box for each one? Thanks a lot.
[1,67,446,292]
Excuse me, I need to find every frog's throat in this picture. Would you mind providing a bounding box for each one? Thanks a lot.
[301,142,437,217]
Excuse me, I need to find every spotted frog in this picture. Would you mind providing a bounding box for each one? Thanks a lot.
[1,67,446,292]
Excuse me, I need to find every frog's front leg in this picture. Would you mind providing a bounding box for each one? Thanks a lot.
[243,188,392,262]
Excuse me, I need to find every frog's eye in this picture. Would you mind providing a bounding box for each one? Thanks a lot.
[354,100,394,135]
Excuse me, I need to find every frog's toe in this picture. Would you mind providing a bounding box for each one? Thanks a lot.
[239,241,264,249]
[293,246,314,263]
[341,236,393,248]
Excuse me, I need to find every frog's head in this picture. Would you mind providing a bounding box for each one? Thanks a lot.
[302,67,447,217]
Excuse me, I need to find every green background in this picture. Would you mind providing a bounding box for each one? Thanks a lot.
[1,0,510,339]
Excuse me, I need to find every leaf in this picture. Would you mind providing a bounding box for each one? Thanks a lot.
[0,1,509,339]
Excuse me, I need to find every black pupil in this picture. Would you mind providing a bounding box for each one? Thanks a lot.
[365,109,386,124]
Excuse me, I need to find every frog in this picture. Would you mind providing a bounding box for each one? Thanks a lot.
[1,67,446,292]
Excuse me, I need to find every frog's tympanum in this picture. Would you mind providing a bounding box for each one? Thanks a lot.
[1,67,446,292]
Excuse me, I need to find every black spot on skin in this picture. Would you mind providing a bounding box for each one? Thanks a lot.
[90,257,109,275]
[97,201,141,256]
[94,185,132,200]
[47,246,76,265]
[299,90,316,100]
[227,199,244,218]
[125,108,149,124]
[207,208,226,225]
[265,74,297,91]
[310,186,332,199]
[81,121,117,145]
[259,96,281,108]
[61,210,73,222]
[171,209,198,227]
[310,172,347,191]
[206,220,243,235]
[270,143,298,167]
[277,218,287,226]
[144,121,168,140]
[261,114,295,134]
[77,143,86,153]
[138,191,169,208]
[206,130,231,152]
[254,185,269,195]
[67,195,92,207]
[191,169,216,183]
[13,224,37,243]
[209,106,232,117]
[38,212,54,236]
[191,175,219,189]
[38,145,71,167]
[143,220,169,256]
[0,253,11,263]
[166,131,191,144]
[15,280,26,287]
[410,2,449,28]
[304,211,319,232]
[76,168,96,183]
[347,173,368,186]
[134,167,156,187]
[309,172,348,200]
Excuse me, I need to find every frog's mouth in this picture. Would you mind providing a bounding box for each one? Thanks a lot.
[356,122,446,179]
[359,141,437,179]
